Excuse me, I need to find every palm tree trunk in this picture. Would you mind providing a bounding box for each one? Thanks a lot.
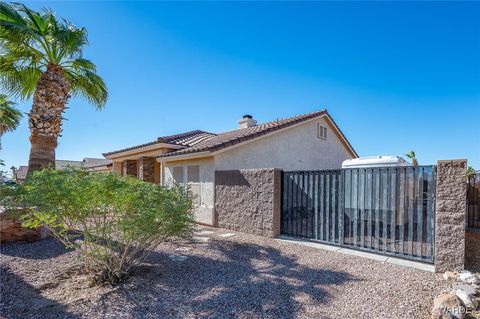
[27,64,70,173]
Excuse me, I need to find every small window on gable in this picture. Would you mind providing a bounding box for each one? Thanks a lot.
[317,124,327,140]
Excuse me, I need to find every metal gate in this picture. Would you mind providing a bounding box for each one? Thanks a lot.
[281,166,436,263]
[467,173,480,229]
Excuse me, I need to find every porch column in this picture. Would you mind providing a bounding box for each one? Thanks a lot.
[123,160,138,177]
[434,159,467,272]
[154,161,161,184]
[138,157,155,183]
[112,161,122,175]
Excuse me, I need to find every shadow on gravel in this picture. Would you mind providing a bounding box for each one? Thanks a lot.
[0,266,79,319]
[0,237,72,259]
[102,240,358,319]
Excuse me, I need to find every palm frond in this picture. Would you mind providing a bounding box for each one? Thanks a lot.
[0,3,108,107]
[0,93,22,133]
[65,60,108,109]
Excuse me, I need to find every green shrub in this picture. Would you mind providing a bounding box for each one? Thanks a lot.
[1,168,194,284]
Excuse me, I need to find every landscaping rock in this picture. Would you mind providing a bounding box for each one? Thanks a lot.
[458,271,478,285]
[452,287,477,309]
[443,271,459,281]
[452,284,477,296]
[0,212,42,243]
[431,293,465,319]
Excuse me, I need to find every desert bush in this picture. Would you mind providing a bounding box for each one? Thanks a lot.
[1,168,194,284]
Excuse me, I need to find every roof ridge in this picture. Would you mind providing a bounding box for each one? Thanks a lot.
[216,109,327,135]
[159,109,329,159]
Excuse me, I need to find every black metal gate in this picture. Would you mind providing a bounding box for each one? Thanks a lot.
[281,166,436,263]
[467,173,480,229]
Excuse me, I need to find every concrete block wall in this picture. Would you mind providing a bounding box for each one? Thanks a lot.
[215,168,281,237]
[434,159,467,273]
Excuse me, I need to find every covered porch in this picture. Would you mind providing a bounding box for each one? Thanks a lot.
[111,157,162,184]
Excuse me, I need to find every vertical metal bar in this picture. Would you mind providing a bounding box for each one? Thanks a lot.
[417,167,425,257]
[281,171,286,234]
[390,168,397,254]
[359,169,365,248]
[382,168,388,252]
[314,172,319,240]
[301,172,306,237]
[293,172,299,237]
[399,168,405,255]
[425,168,433,260]
[326,172,331,242]
[339,170,345,245]
[367,168,374,249]
[309,172,314,238]
[408,167,414,256]
[374,168,380,251]
[289,173,294,236]
[352,169,358,247]
[318,173,323,241]
[304,172,309,238]
[332,172,337,243]
[350,169,354,246]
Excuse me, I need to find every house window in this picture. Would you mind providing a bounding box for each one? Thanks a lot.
[317,124,327,140]
[172,166,184,184]
[187,165,201,206]
[171,165,201,206]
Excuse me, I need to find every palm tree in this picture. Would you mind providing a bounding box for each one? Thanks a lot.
[0,3,107,172]
[0,93,22,136]
[405,150,418,166]
[467,166,476,178]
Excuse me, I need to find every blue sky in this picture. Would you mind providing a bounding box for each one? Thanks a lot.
[2,1,480,171]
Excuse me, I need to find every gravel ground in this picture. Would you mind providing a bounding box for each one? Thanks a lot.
[1,226,452,319]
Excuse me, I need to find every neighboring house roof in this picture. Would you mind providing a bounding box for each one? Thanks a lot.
[55,160,83,170]
[14,158,112,180]
[82,157,113,168]
[158,110,357,159]
[103,130,216,157]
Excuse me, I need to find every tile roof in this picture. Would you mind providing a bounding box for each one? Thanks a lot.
[55,160,83,170]
[103,130,216,157]
[82,158,113,168]
[158,109,334,159]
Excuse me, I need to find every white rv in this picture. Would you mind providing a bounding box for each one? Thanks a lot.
[342,156,411,169]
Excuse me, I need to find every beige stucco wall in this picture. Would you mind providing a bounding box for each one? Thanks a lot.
[162,157,215,226]
[214,117,354,171]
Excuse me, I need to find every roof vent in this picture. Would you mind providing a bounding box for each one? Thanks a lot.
[238,115,257,129]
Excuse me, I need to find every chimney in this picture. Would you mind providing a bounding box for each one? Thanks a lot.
[238,114,257,129]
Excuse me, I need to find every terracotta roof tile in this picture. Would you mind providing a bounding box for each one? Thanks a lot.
[158,110,330,159]
[103,130,216,156]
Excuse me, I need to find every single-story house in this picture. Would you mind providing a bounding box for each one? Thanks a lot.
[103,109,358,225]
[13,158,113,183]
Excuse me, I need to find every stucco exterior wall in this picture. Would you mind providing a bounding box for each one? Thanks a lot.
[214,117,353,171]
[163,157,215,226]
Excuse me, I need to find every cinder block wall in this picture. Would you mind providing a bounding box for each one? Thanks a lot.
[435,159,467,272]
[215,169,281,237]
